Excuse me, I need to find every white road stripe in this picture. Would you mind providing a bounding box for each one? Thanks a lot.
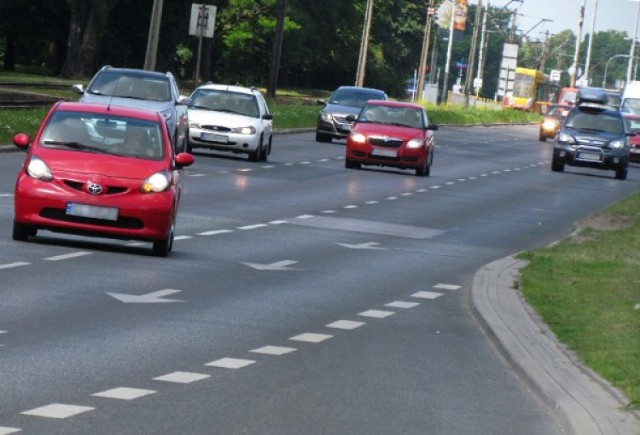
[173,235,192,241]
[344,205,358,209]
[0,427,21,435]
[44,252,93,261]
[250,346,297,355]
[153,371,210,384]
[205,357,256,369]
[21,403,94,419]
[365,200,379,205]
[358,309,395,319]
[385,196,398,200]
[296,214,314,219]
[0,193,13,198]
[289,333,333,343]
[434,283,461,291]
[385,301,420,309]
[198,229,233,236]
[188,173,207,177]
[326,320,365,330]
[238,224,268,230]
[321,210,337,214]
[92,387,156,400]
[0,262,30,270]
[411,291,444,300]
[269,220,288,225]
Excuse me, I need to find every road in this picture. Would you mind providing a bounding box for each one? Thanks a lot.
[0,125,638,434]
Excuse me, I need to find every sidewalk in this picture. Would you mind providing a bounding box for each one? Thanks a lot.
[471,256,640,435]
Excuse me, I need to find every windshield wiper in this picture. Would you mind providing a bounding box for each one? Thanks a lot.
[43,140,119,155]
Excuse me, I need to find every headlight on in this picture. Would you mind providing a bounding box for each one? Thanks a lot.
[558,131,574,144]
[231,126,256,135]
[350,132,366,143]
[27,155,52,181]
[610,139,625,149]
[320,111,333,122]
[542,119,557,130]
[189,121,201,129]
[141,171,170,193]
[406,139,425,149]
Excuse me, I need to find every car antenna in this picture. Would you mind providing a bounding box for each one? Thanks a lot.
[108,77,123,111]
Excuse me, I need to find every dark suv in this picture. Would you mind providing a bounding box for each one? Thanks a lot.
[552,88,631,180]
[72,66,191,152]
[316,86,387,143]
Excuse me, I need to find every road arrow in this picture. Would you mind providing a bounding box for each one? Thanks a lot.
[107,289,184,303]
[336,242,387,250]
[241,260,299,270]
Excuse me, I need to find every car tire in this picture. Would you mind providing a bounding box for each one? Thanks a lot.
[345,159,361,169]
[249,145,261,162]
[316,131,332,143]
[615,165,628,180]
[551,157,565,172]
[152,223,174,257]
[415,151,432,177]
[13,220,35,241]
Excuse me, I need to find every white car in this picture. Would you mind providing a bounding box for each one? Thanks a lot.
[187,84,273,161]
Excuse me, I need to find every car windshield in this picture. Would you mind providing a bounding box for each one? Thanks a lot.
[189,90,259,118]
[547,107,568,117]
[329,89,385,108]
[87,72,171,102]
[622,98,640,115]
[624,117,640,132]
[40,111,165,159]
[565,111,624,134]
[358,105,424,129]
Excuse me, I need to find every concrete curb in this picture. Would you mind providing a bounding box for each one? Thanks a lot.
[470,255,640,435]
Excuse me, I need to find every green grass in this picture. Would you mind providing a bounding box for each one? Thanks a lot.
[0,108,48,143]
[518,192,640,410]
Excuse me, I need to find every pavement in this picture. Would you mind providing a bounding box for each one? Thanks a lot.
[2,137,639,434]
[471,256,640,435]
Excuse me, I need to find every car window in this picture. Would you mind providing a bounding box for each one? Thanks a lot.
[359,105,424,128]
[566,111,623,134]
[547,107,566,117]
[329,89,386,108]
[622,98,640,115]
[190,90,259,118]
[624,117,640,132]
[87,72,172,102]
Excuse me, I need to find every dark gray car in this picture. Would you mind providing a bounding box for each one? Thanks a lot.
[72,66,191,152]
[316,86,387,143]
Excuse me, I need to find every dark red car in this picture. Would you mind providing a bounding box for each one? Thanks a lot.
[12,101,194,256]
[345,100,437,176]
[623,113,640,163]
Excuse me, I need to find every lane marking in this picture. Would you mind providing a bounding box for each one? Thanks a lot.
[296,214,314,219]
[358,309,395,319]
[21,403,94,419]
[365,200,378,204]
[198,229,233,236]
[321,210,337,214]
[344,205,358,209]
[289,333,333,343]
[325,320,365,330]
[238,224,268,230]
[386,301,420,309]
[250,346,297,356]
[153,371,210,384]
[289,216,443,240]
[92,387,156,400]
[269,220,288,225]
[0,427,21,435]
[0,262,30,270]
[411,291,444,300]
[174,236,192,241]
[205,358,256,369]
[434,283,461,291]
[241,260,299,271]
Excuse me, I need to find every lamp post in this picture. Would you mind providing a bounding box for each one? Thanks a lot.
[570,0,586,87]
[416,0,435,101]
[627,0,640,84]
[355,0,374,87]
[603,54,632,88]
[584,0,598,84]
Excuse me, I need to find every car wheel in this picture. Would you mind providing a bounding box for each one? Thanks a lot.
[415,152,432,177]
[316,131,332,143]
[345,159,361,169]
[248,145,261,162]
[615,165,628,180]
[551,157,564,172]
[13,220,36,241]
[152,223,174,257]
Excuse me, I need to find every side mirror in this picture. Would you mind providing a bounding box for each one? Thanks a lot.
[263,114,273,120]
[346,114,357,122]
[177,96,192,105]
[427,124,438,131]
[316,98,326,105]
[175,152,194,169]
[13,133,30,150]
[71,84,85,95]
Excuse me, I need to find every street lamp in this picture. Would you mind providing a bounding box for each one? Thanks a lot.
[628,0,640,84]
[603,54,633,88]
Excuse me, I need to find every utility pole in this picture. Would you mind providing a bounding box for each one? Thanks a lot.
[476,0,489,97]
[465,0,482,106]
[584,0,598,85]
[441,1,457,103]
[628,0,640,84]
[355,0,374,87]
[144,0,164,71]
[416,0,435,101]
[570,0,585,87]
[267,0,287,98]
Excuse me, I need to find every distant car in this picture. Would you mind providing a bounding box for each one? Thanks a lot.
[539,104,571,141]
[316,86,388,143]
[623,113,640,163]
[12,101,194,256]
[72,66,191,153]
[552,88,630,180]
[187,83,273,162]
[345,100,437,176]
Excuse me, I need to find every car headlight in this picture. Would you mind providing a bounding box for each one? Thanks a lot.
[189,121,201,129]
[231,126,256,135]
[557,131,575,144]
[320,111,333,122]
[141,171,170,193]
[609,139,625,149]
[26,155,52,181]
[406,139,425,149]
[542,119,557,130]
[350,132,366,143]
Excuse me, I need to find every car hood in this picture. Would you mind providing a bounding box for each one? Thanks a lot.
[188,108,261,127]
[321,103,363,116]
[562,127,624,146]
[352,122,425,139]
[35,148,168,180]
[80,94,174,112]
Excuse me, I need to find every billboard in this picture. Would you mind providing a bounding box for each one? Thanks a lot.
[436,0,467,33]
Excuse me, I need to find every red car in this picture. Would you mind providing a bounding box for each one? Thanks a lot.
[12,101,194,256]
[345,100,437,176]
[623,113,640,163]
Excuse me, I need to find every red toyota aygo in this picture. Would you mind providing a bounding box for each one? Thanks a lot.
[345,100,438,176]
[12,101,194,256]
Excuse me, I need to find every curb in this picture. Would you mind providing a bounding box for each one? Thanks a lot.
[470,255,640,435]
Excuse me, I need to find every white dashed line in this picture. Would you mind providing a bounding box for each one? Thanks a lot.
[44,252,92,261]
[401,193,413,196]
[321,210,337,214]
[0,427,21,435]
[430,185,441,189]
[318,159,330,162]
[188,173,206,177]
[269,220,288,225]
[0,262,30,270]
[289,333,333,343]
[434,283,461,291]
[21,403,94,419]
[173,235,192,241]
[250,346,297,355]
[411,291,444,300]
[296,214,314,219]
[416,189,427,193]
[92,387,156,400]
[385,301,420,309]
[325,320,365,330]
[480,173,489,177]
[344,205,358,209]
[365,200,378,205]
[300,161,311,165]
[238,224,268,230]
[198,229,233,236]
[445,181,455,185]
[153,371,210,384]
[385,196,398,200]
[237,168,252,172]
[0,194,13,198]
[358,309,395,319]
[261,165,275,169]
[205,357,256,369]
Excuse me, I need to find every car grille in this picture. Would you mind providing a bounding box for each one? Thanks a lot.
[200,125,232,132]
[369,137,403,148]
[40,208,143,229]
[333,115,352,124]
[63,180,128,195]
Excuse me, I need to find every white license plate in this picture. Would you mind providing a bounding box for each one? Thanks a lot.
[371,148,397,158]
[66,203,118,221]
[201,132,228,143]
[577,152,601,161]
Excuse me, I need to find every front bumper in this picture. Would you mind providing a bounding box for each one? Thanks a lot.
[189,127,260,153]
[316,116,353,139]
[346,139,427,170]
[553,144,629,171]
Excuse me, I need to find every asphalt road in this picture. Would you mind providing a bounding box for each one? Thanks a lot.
[0,125,638,434]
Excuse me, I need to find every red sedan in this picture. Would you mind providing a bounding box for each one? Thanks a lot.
[12,101,194,256]
[623,113,640,163]
[345,100,437,176]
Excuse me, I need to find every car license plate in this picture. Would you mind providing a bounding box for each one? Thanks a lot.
[577,152,601,162]
[201,132,228,143]
[66,203,118,221]
[371,148,397,158]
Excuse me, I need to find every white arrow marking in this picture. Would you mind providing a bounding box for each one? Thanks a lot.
[336,242,386,250]
[241,260,299,270]
[107,289,184,303]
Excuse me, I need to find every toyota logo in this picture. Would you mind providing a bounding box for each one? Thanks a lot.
[87,183,103,195]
